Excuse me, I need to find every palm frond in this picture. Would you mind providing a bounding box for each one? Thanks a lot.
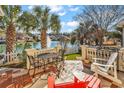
[50,14,61,34]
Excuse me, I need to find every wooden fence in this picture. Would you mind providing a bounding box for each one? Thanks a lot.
[0,52,19,65]
[64,47,79,55]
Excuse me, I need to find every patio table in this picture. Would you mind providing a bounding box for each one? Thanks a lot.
[37,53,59,71]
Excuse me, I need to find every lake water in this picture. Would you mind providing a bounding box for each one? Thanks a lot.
[0,41,76,53]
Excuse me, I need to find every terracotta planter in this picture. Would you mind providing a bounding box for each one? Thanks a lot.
[84,59,90,64]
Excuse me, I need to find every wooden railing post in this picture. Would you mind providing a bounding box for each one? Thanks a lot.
[25,49,30,69]
[80,45,88,61]
[118,48,124,71]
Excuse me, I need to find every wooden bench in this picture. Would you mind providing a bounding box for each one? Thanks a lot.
[48,74,101,88]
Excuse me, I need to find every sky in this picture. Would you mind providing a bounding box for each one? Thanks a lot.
[21,5,82,33]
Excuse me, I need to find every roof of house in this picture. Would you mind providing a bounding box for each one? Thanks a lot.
[117,21,124,28]
[116,21,124,32]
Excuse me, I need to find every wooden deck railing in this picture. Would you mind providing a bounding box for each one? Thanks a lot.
[86,48,113,61]
[81,45,124,71]
[86,48,97,61]
[118,49,124,71]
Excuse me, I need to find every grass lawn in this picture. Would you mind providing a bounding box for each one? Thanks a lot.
[64,53,81,60]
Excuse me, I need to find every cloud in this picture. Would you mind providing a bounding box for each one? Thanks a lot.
[61,22,66,27]
[70,7,79,11]
[61,29,73,33]
[28,5,34,10]
[67,21,79,27]
[48,5,63,13]
[67,29,73,32]
[58,12,66,16]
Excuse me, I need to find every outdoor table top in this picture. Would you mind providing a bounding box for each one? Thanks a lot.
[37,53,58,59]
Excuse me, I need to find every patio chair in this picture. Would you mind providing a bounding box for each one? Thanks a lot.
[91,52,122,85]
[27,55,43,78]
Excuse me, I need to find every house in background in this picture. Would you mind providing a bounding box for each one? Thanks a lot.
[16,32,33,41]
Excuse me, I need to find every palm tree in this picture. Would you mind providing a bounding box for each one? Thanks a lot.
[17,11,37,62]
[17,11,37,35]
[0,5,21,53]
[33,6,61,48]
[50,14,61,34]
[70,21,92,46]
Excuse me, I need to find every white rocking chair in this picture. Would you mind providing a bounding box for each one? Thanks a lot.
[91,52,122,85]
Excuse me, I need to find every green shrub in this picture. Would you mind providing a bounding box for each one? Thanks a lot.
[64,53,81,60]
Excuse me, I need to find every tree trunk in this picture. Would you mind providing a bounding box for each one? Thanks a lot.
[41,29,47,49]
[6,22,16,53]
[96,29,103,47]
